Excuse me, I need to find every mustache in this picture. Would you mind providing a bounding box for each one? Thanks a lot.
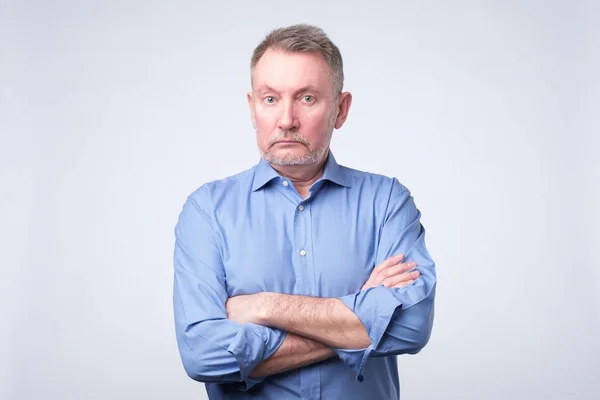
[268,132,310,147]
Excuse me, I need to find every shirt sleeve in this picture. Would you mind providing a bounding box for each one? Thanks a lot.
[335,179,437,381]
[173,188,287,391]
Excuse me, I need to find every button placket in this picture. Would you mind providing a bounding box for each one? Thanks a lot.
[298,200,320,400]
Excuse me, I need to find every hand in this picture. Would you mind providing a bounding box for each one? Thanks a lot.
[361,254,420,290]
[226,293,266,324]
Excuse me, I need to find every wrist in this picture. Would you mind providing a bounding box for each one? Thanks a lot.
[257,292,278,325]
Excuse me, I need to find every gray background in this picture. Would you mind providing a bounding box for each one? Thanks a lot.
[1,0,598,399]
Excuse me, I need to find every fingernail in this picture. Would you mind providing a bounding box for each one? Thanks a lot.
[411,271,420,278]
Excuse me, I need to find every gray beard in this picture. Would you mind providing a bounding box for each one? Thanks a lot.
[261,142,330,166]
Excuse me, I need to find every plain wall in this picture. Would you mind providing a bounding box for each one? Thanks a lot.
[1,1,598,399]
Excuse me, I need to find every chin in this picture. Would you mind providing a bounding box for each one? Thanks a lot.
[275,148,305,158]
[264,150,318,166]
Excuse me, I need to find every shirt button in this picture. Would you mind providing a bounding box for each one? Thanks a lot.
[300,249,307,256]
[298,205,305,211]
[282,180,289,187]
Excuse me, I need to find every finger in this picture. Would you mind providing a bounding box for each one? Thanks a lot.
[382,270,420,288]
[380,261,417,279]
[374,254,404,273]
[383,272,418,288]
[392,279,414,288]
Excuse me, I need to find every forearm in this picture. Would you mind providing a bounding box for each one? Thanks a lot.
[249,332,336,378]
[259,293,371,349]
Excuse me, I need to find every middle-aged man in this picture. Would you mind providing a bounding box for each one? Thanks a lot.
[173,24,437,400]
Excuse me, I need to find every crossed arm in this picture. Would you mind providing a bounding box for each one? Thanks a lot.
[227,255,420,378]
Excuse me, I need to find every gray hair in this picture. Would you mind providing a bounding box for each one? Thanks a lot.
[250,24,344,96]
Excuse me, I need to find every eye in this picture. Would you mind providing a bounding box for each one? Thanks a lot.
[264,96,276,104]
[302,95,315,103]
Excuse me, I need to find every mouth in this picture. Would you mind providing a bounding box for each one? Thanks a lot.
[273,140,302,146]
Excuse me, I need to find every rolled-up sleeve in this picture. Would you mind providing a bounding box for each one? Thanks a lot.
[173,188,287,390]
[336,179,437,381]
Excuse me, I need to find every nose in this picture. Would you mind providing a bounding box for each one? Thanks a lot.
[277,100,299,131]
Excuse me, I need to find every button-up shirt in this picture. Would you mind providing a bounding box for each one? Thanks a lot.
[173,152,436,399]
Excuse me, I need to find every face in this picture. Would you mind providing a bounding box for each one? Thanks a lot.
[248,49,351,166]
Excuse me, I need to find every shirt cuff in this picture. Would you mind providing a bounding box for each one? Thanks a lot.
[335,286,402,381]
[227,323,287,390]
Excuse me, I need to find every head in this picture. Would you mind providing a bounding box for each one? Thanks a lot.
[248,24,352,166]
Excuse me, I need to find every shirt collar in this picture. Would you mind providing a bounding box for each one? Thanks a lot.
[251,151,352,192]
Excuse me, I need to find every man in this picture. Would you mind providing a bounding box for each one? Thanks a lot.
[173,24,436,399]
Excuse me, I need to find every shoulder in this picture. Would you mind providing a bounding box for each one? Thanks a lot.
[184,166,256,211]
[340,164,410,196]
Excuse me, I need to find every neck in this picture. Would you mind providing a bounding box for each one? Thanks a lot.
[269,151,329,199]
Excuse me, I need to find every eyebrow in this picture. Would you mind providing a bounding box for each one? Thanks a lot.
[256,84,322,95]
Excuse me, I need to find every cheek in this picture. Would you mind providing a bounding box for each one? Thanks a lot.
[255,109,276,130]
[254,113,276,146]
[301,108,332,133]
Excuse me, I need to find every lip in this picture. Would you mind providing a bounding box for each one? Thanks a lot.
[274,140,301,145]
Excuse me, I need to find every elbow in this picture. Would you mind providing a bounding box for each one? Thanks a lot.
[180,352,213,383]
[176,331,235,384]
[407,304,435,354]
[407,325,432,355]
[409,282,436,354]
[180,347,241,384]
[395,295,435,355]
[178,342,219,383]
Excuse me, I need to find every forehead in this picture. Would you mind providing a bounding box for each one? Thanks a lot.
[252,49,332,92]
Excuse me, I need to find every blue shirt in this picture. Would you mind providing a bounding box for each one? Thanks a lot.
[173,152,436,399]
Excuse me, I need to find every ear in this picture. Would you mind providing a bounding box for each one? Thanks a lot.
[334,92,352,129]
[247,92,256,129]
